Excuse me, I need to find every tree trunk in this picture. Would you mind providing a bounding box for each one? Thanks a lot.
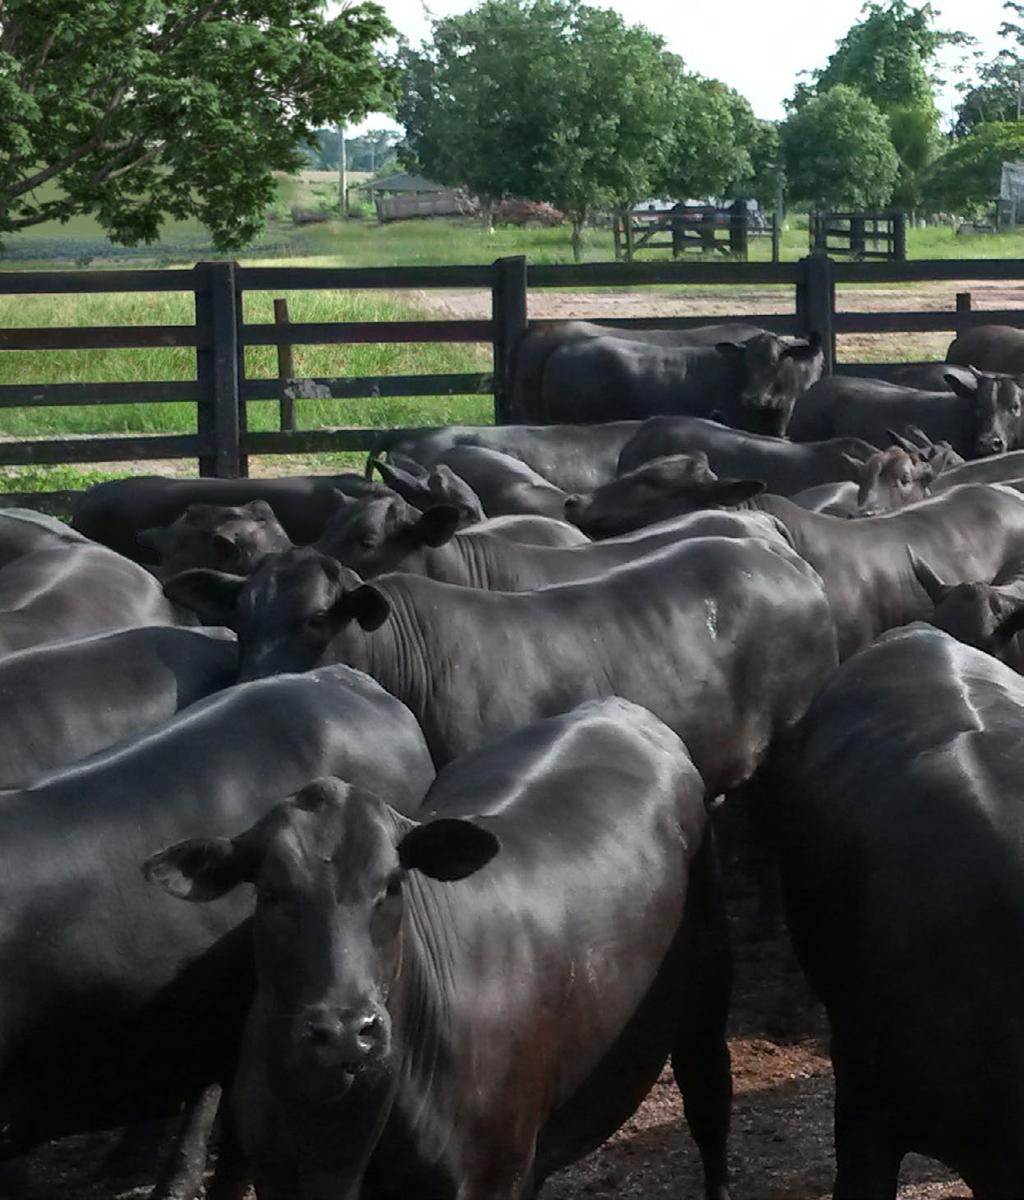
[571,218,584,262]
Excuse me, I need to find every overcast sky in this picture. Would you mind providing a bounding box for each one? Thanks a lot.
[344,0,1013,135]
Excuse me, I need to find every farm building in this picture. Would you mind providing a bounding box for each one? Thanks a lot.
[355,172,470,222]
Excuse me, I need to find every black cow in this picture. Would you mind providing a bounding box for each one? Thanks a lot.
[0,666,433,1175]
[0,508,90,568]
[510,319,767,422]
[370,456,487,524]
[910,551,1024,672]
[307,490,784,587]
[373,423,642,494]
[787,370,1024,458]
[0,625,237,788]
[139,500,294,577]
[946,322,1024,373]
[563,456,763,539]
[165,536,837,793]
[147,700,733,1200]
[931,447,1024,491]
[0,536,179,654]
[72,474,393,562]
[882,362,977,391]
[753,485,1024,658]
[539,333,823,432]
[388,445,569,520]
[616,416,878,496]
[776,627,1024,1198]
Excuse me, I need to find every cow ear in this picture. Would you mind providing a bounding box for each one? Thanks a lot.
[945,373,978,399]
[841,451,869,477]
[410,506,461,547]
[992,601,1024,647]
[144,837,253,902]
[163,569,244,627]
[337,584,391,631]
[699,479,765,506]
[886,428,916,452]
[397,818,500,882]
[784,332,823,359]
[244,499,276,520]
[715,341,745,361]
[907,548,950,605]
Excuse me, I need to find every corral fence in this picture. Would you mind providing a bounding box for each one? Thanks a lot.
[613,201,780,262]
[1,252,1023,511]
[809,211,907,262]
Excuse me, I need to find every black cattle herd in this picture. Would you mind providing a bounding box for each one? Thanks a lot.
[5,320,1024,1200]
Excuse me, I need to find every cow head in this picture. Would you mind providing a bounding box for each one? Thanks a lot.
[909,549,1024,661]
[716,332,824,429]
[563,454,764,539]
[145,778,498,1112]
[316,494,462,577]
[843,446,938,518]
[138,500,292,577]
[945,366,1024,457]
[163,547,391,680]
[372,455,485,525]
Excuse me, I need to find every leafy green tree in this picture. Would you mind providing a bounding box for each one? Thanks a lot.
[782,85,900,210]
[655,78,755,204]
[793,3,965,215]
[0,0,397,248]
[400,0,759,259]
[955,54,1024,135]
[923,120,1024,213]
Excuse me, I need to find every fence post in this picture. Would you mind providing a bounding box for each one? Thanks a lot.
[771,212,780,264]
[491,256,528,424]
[797,252,836,375]
[956,291,972,334]
[624,213,635,263]
[613,212,622,261]
[729,200,749,261]
[850,214,866,258]
[193,260,245,478]
[892,212,907,262]
[274,298,297,433]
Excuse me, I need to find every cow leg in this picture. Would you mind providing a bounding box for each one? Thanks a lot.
[671,835,733,1200]
[150,1082,222,1200]
[205,1091,253,1200]
[831,1039,901,1200]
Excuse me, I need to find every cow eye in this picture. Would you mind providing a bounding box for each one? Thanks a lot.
[306,609,331,632]
[378,873,403,904]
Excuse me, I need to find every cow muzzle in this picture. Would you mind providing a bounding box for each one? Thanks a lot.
[977,434,1007,456]
[296,1004,391,1074]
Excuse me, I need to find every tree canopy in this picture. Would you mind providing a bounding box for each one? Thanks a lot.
[782,84,901,210]
[399,0,762,258]
[923,120,1024,213]
[0,0,398,248]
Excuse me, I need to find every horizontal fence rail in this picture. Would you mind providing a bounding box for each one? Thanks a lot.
[2,252,1024,510]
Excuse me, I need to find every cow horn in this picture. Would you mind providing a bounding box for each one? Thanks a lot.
[886,428,916,453]
[907,548,951,605]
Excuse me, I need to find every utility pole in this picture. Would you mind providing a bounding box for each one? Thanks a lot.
[338,126,347,219]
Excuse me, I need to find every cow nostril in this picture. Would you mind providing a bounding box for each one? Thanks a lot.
[564,495,581,512]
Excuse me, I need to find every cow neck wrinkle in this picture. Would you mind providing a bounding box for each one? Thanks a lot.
[363,579,432,719]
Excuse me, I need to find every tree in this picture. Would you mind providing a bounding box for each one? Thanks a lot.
[793,3,965,214]
[955,53,1024,135]
[655,78,756,204]
[399,0,755,259]
[781,85,900,210]
[0,0,398,248]
[923,120,1024,213]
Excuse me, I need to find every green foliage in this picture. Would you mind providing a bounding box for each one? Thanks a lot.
[656,78,755,203]
[790,3,964,214]
[814,2,960,110]
[0,0,398,249]
[923,120,1024,213]
[398,0,760,259]
[782,85,900,209]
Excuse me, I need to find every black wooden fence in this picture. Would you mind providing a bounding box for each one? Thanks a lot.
[2,252,1024,510]
[809,211,907,262]
[613,203,780,262]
